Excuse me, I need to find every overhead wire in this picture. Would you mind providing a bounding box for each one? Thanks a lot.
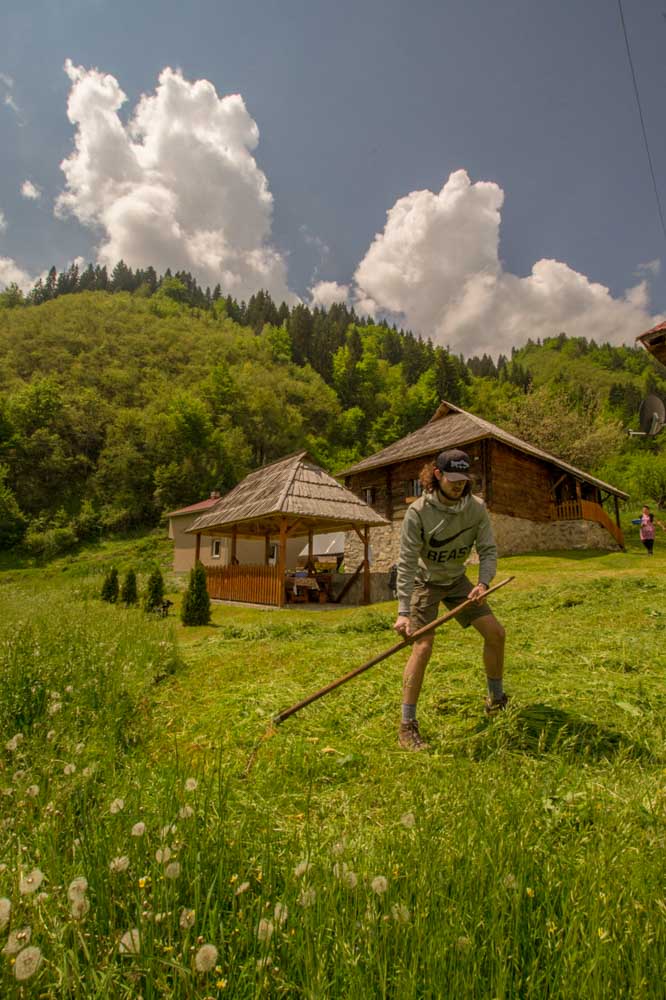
[617,0,666,243]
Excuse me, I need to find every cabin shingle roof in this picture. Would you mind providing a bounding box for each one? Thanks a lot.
[339,401,628,500]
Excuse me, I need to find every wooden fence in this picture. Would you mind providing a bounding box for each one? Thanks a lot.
[206,565,282,606]
[551,500,624,547]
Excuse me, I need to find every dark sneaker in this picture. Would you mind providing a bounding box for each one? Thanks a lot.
[398,720,428,751]
[484,693,509,716]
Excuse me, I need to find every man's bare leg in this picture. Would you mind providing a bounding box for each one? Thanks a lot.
[472,613,507,708]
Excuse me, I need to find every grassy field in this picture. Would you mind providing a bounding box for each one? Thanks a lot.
[0,527,664,998]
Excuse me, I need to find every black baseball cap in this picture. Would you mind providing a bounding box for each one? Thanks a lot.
[436,449,472,481]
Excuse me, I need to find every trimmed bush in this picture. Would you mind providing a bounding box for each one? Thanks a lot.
[101,567,119,603]
[144,568,165,613]
[120,568,138,606]
[181,561,211,626]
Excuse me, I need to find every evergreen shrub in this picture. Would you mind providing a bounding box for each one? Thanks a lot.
[120,569,138,606]
[181,562,211,626]
[144,568,165,613]
[101,567,119,603]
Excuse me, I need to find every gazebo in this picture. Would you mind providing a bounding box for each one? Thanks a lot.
[187,452,388,607]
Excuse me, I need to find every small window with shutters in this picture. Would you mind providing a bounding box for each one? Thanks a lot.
[406,479,423,500]
[363,487,376,506]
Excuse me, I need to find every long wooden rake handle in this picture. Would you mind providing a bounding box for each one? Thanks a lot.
[272,576,515,726]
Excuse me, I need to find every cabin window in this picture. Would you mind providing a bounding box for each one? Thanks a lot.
[406,479,423,499]
[211,539,222,559]
[363,487,376,505]
[268,543,278,565]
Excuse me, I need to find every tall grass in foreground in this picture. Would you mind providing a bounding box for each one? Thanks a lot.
[1,560,665,998]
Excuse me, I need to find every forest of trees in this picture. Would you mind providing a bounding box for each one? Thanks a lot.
[1,263,665,558]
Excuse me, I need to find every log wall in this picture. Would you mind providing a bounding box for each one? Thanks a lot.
[488,441,553,521]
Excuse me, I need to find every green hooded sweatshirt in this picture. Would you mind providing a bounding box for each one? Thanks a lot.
[396,491,497,615]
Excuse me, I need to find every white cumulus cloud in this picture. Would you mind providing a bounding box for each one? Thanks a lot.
[21,180,42,200]
[55,61,297,302]
[352,169,661,356]
[0,257,34,291]
[310,280,350,309]
[0,210,6,232]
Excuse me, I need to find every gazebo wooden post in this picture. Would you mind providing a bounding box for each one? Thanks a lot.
[614,496,621,530]
[362,525,370,605]
[194,533,201,565]
[264,532,271,565]
[277,516,288,606]
[307,528,314,573]
[231,525,238,564]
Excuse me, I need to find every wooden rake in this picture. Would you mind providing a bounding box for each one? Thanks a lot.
[243,575,515,775]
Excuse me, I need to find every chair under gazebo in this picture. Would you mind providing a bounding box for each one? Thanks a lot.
[187,452,389,607]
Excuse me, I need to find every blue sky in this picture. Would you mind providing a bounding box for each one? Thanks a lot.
[1,0,665,356]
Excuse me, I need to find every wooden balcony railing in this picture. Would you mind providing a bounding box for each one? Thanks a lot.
[551,500,624,547]
[206,564,282,606]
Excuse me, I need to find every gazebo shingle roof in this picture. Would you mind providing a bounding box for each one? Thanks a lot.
[188,452,389,537]
[339,401,628,499]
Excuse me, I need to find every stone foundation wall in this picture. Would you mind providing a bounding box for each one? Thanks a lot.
[344,509,620,574]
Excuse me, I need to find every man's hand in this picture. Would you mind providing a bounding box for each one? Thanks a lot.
[468,582,489,603]
[393,615,412,637]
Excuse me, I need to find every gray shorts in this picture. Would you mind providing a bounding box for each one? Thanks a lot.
[409,574,493,630]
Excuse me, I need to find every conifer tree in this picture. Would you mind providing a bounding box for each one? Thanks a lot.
[181,562,211,626]
[101,567,119,603]
[144,568,165,613]
[120,568,138,606]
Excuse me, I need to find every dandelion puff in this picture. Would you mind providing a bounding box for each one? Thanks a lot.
[185,778,198,792]
[82,766,94,778]
[234,881,250,896]
[342,870,358,889]
[119,928,140,955]
[14,945,42,981]
[6,733,23,752]
[331,841,345,856]
[371,876,388,895]
[332,862,348,879]
[179,908,196,930]
[256,918,273,943]
[131,822,146,837]
[293,860,311,878]
[70,897,90,920]
[46,730,56,741]
[298,887,316,908]
[65,685,74,695]
[3,927,31,955]
[48,701,62,716]
[165,862,181,879]
[194,943,218,972]
[179,805,194,819]
[391,903,410,923]
[74,742,85,754]
[63,763,76,776]
[35,892,49,904]
[503,873,517,891]
[110,856,130,874]
[156,847,172,864]
[109,798,124,814]
[26,784,39,798]
[274,902,288,926]
[400,812,415,829]
[19,869,44,895]
[256,956,272,973]
[12,769,26,782]
[0,897,10,930]
[160,824,176,838]
[67,877,88,902]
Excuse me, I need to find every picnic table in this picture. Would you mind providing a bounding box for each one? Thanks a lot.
[285,573,334,604]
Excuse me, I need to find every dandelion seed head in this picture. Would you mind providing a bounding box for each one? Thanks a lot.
[35,892,49,904]
[160,824,176,838]
[19,869,44,895]
[74,742,85,754]
[194,943,218,972]
[256,918,273,943]
[6,733,23,752]
[110,856,130,874]
[70,897,90,919]
[131,822,146,837]
[274,902,288,926]
[26,784,39,798]
[185,778,198,792]
[46,730,56,741]
[165,862,181,879]
[298,887,316,908]
[109,798,124,814]
[0,897,10,930]
[179,908,196,929]
[179,805,194,819]
[67,876,88,901]
[48,701,62,716]
[371,876,388,895]
[343,870,358,889]
[119,928,140,955]
[400,812,415,829]
[3,927,31,955]
[331,840,345,856]
[12,769,26,782]
[293,860,311,878]
[256,956,272,972]
[234,881,250,896]
[391,903,410,923]
[503,873,518,890]
[156,847,172,864]
[63,763,76,776]
[14,945,42,981]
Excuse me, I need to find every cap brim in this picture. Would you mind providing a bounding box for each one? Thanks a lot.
[441,472,471,481]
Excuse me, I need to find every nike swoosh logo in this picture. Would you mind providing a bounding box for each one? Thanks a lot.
[428,526,474,548]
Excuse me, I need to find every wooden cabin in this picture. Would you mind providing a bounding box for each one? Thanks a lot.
[339,401,627,569]
[636,320,666,366]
